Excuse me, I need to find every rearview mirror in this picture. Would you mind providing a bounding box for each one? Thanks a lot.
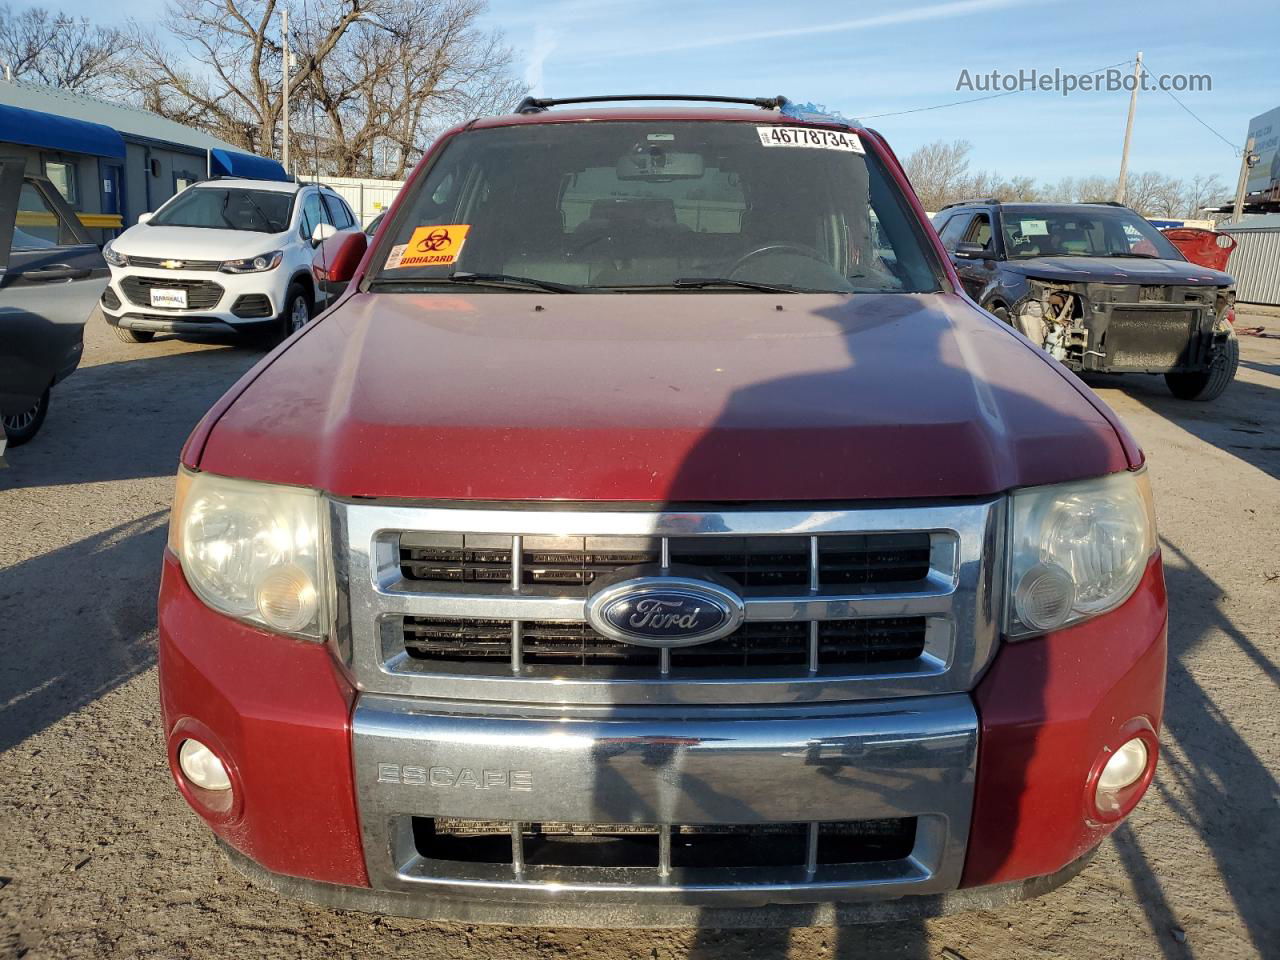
[311,222,338,245]
[616,148,704,181]
[954,241,988,259]
[137,212,153,225]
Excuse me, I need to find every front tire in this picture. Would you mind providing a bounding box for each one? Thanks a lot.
[280,284,313,339]
[1165,334,1239,401]
[3,388,50,446]
[112,325,155,343]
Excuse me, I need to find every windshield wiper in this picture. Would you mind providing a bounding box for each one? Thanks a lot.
[448,271,581,293]
[671,277,802,293]
[1106,252,1159,259]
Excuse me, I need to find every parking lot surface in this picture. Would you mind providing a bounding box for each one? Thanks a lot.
[1,312,1277,959]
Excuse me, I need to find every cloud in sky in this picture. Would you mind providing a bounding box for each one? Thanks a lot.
[524,26,557,97]
[562,0,1051,62]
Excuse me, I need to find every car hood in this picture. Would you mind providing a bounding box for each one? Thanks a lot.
[1004,256,1232,286]
[193,291,1135,502]
[113,224,290,261]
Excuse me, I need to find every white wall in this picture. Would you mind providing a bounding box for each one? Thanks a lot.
[318,176,405,227]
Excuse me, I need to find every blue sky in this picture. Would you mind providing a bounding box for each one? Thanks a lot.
[60,0,1279,187]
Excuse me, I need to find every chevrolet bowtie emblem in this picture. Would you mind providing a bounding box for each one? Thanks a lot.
[160,259,184,269]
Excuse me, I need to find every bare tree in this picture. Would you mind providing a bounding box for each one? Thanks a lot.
[1181,173,1227,218]
[0,3,129,93]
[903,139,975,210]
[124,0,520,175]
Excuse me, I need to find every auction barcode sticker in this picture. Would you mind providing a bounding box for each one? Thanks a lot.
[757,126,863,153]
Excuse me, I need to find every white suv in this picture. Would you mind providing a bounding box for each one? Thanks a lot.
[100,178,361,342]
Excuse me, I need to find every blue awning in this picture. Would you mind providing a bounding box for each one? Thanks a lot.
[0,103,126,159]
[209,148,289,182]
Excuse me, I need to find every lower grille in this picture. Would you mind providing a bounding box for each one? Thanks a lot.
[120,275,224,310]
[402,616,927,671]
[414,817,917,873]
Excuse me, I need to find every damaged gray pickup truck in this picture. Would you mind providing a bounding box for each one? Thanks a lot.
[934,200,1237,400]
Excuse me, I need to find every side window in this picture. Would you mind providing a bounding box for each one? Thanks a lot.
[322,193,355,229]
[298,192,331,239]
[936,213,972,251]
[43,159,78,205]
[12,181,83,250]
[964,213,994,253]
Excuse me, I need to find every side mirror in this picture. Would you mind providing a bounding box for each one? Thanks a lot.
[314,231,368,286]
[311,222,338,245]
[955,241,988,259]
[137,212,153,225]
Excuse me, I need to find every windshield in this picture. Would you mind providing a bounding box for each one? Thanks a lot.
[1001,206,1183,260]
[148,188,294,233]
[370,121,942,293]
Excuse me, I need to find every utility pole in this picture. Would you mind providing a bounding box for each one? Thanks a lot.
[281,6,290,173]
[1115,51,1143,204]
[1231,137,1258,224]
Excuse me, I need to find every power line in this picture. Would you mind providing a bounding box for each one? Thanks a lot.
[1136,59,1242,155]
[855,59,1134,121]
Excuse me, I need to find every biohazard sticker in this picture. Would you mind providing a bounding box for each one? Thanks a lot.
[756,126,864,153]
[387,224,472,269]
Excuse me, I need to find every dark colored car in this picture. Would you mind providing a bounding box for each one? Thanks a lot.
[0,161,105,450]
[932,201,1237,400]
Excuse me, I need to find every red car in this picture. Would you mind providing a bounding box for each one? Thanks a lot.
[159,95,1165,927]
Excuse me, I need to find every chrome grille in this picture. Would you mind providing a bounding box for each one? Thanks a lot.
[127,255,223,271]
[333,500,1002,706]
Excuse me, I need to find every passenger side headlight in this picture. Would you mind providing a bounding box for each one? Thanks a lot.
[103,241,128,267]
[168,469,330,640]
[1006,469,1157,638]
[220,250,283,273]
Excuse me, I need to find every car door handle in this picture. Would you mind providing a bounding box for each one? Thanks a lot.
[20,264,92,282]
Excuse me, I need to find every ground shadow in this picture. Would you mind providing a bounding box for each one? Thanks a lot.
[0,511,167,752]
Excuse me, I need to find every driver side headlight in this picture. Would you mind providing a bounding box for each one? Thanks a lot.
[168,469,331,640]
[1006,469,1157,638]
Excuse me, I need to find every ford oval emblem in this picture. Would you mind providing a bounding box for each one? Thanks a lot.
[585,577,745,648]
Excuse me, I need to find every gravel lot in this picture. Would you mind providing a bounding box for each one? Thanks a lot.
[1,311,1277,960]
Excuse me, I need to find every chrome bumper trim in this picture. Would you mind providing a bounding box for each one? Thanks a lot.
[352,693,978,905]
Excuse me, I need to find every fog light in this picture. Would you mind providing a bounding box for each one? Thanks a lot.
[1098,737,1148,793]
[178,739,232,791]
[256,563,318,633]
[1013,561,1075,632]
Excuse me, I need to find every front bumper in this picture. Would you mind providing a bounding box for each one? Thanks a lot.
[158,551,1166,925]
[101,268,282,332]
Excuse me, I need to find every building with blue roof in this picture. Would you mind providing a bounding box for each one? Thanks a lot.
[0,79,288,241]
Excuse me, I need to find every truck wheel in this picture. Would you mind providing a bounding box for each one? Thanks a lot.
[990,305,1011,324]
[112,325,155,343]
[1165,334,1239,401]
[2,388,50,446]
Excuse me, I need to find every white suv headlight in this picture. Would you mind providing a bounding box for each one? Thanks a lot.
[103,240,128,267]
[169,469,330,640]
[220,250,284,273]
[1006,469,1157,638]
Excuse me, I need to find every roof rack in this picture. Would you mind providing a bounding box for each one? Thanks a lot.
[514,94,789,115]
[939,198,1003,210]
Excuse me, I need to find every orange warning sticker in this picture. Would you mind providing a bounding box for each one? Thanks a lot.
[388,224,472,268]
